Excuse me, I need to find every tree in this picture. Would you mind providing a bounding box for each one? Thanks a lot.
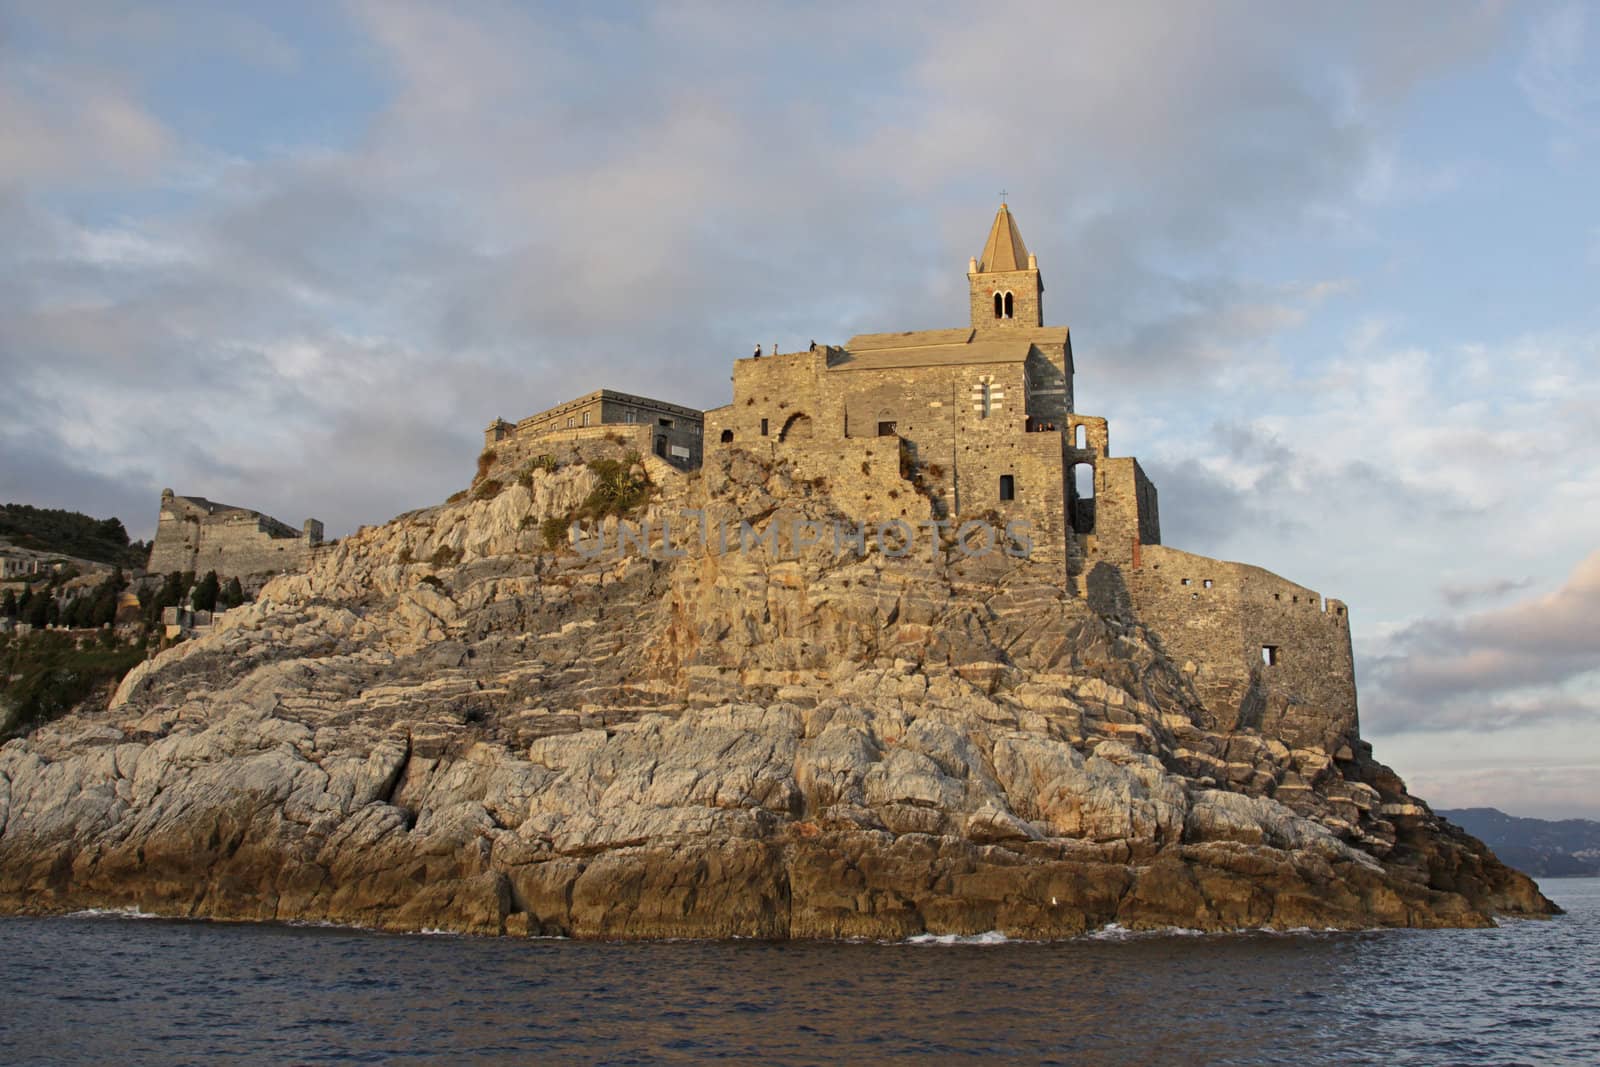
[191,570,220,613]
[26,593,50,628]
[220,577,245,610]
[1,589,16,618]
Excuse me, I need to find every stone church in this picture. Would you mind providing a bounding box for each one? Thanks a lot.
[702,205,1360,760]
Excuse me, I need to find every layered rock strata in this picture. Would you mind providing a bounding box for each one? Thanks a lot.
[0,447,1555,936]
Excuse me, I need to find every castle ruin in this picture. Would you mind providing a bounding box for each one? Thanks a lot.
[146,490,324,583]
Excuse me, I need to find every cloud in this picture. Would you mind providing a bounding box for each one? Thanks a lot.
[1438,576,1533,608]
[1404,761,1600,822]
[1363,549,1600,733]
[1518,3,1600,143]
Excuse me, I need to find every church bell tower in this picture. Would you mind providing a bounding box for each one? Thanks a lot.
[968,203,1043,330]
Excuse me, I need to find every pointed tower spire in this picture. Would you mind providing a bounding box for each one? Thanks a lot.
[978,203,1030,272]
[969,203,1043,329]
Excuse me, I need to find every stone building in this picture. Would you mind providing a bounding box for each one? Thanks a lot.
[700,204,1359,754]
[485,389,704,470]
[0,555,47,579]
[146,490,324,582]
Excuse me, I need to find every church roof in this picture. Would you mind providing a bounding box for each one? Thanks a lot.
[835,325,1069,370]
[977,204,1030,273]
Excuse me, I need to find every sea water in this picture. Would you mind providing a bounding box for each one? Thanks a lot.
[2,878,1596,1065]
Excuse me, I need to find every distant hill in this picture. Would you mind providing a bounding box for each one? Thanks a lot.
[0,503,147,569]
[1439,807,1600,877]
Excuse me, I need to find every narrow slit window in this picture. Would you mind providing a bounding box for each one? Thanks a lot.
[1262,645,1280,666]
[760,418,769,436]
[999,474,1015,501]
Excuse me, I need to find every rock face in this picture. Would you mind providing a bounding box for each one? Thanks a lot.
[0,447,1556,936]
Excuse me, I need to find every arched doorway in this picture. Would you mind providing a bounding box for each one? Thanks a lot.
[779,413,813,443]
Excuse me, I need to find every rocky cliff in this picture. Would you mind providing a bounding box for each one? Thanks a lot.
[0,445,1555,937]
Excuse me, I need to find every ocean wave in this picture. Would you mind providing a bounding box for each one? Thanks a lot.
[904,930,1013,946]
[66,907,163,920]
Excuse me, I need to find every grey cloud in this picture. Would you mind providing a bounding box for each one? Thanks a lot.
[0,2,1527,545]
[1363,549,1600,732]
[1439,576,1534,608]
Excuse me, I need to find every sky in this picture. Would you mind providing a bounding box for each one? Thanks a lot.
[1,1,1597,819]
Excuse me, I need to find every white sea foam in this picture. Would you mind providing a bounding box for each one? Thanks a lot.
[66,907,162,920]
[1087,922,1208,940]
[904,930,1011,946]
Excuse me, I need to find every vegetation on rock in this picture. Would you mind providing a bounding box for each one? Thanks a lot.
[0,503,149,567]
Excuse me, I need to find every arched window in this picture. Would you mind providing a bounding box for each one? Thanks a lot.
[1074,424,1086,448]
[720,429,733,443]
[1003,292,1014,319]
[779,413,813,442]
[993,292,1004,319]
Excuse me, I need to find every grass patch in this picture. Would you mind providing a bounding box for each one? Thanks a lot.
[475,449,498,482]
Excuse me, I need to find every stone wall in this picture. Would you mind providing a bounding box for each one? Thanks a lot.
[1111,544,1358,755]
[706,345,1071,574]
[969,267,1043,329]
[146,491,323,582]
[489,391,704,470]
[477,424,693,499]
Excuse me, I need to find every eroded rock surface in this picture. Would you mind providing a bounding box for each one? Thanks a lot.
[0,448,1555,936]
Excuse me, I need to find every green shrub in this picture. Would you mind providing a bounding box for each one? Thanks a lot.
[473,478,503,500]
[532,454,558,473]
[446,490,468,505]
[0,632,146,740]
[580,458,650,519]
[541,516,569,551]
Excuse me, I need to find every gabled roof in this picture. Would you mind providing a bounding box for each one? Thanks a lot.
[977,204,1030,273]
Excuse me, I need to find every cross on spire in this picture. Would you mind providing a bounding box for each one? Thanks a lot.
[999,189,1008,202]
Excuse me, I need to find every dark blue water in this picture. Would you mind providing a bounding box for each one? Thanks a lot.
[2,879,1596,1066]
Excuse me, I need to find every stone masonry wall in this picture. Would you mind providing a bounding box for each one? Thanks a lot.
[147,493,322,582]
[1114,544,1358,755]
[969,268,1043,329]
